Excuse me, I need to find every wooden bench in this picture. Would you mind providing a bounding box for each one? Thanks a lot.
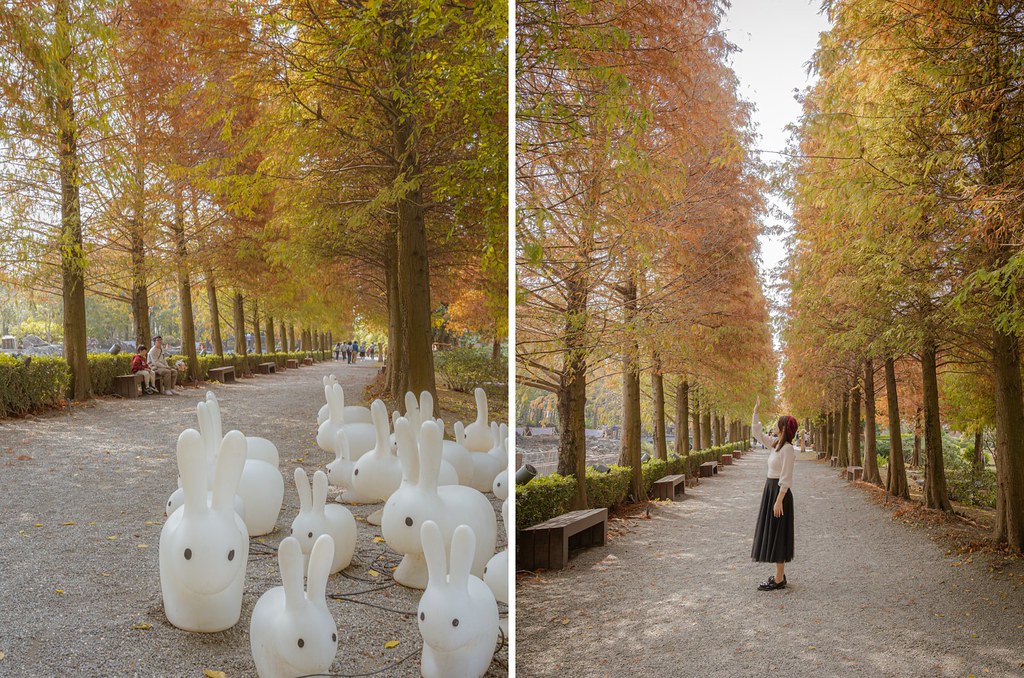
[302,357,314,366]
[829,456,838,467]
[720,454,733,465]
[257,362,276,374]
[651,474,686,501]
[286,359,299,369]
[208,366,236,383]
[817,452,827,461]
[732,450,742,460]
[518,508,607,570]
[699,461,718,478]
[114,373,164,398]
[846,466,864,482]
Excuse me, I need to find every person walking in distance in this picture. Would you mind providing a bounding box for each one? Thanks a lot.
[750,397,796,590]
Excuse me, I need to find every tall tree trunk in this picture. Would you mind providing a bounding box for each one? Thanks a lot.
[56,0,89,400]
[279,321,288,352]
[675,380,690,456]
[884,357,910,499]
[205,272,223,356]
[556,259,590,510]
[700,408,712,452]
[492,337,501,361]
[384,230,406,396]
[171,187,198,383]
[838,391,850,467]
[850,382,862,467]
[921,337,952,511]
[617,277,643,500]
[265,314,275,353]
[690,389,701,451]
[863,359,882,485]
[233,292,247,356]
[129,156,150,348]
[912,407,922,467]
[824,411,833,457]
[991,328,1024,550]
[252,300,262,355]
[391,21,435,407]
[288,324,296,354]
[651,352,667,460]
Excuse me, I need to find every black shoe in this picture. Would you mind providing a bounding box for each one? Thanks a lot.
[758,575,787,591]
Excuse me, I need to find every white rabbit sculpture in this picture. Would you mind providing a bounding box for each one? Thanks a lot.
[417,390,473,485]
[392,405,461,489]
[290,468,355,574]
[352,400,403,525]
[250,535,338,678]
[317,376,371,427]
[467,422,504,494]
[160,428,249,632]
[317,384,375,458]
[418,520,499,678]
[381,418,496,589]
[325,428,377,504]
[484,501,509,636]
[206,392,279,467]
[462,388,492,452]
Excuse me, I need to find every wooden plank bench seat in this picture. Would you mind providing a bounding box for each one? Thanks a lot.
[518,508,608,570]
[302,357,314,366]
[286,359,299,369]
[257,362,276,374]
[829,456,838,467]
[699,461,718,478]
[732,450,742,460]
[720,453,733,465]
[114,373,164,398]
[208,366,236,383]
[846,465,863,482]
[652,474,686,501]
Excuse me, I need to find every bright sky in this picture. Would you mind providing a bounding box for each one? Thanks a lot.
[720,0,832,305]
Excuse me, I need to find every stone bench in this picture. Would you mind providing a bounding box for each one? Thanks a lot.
[114,373,164,398]
[208,366,236,383]
[732,450,742,460]
[285,359,299,369]
[302,357,314,366]
[720,454,733,465]
[846,466,864,482]
[518,508,608,570]
[651,474,686,501]
[699,461,718,478]
[257,362,276,374]
[829,456,838,467]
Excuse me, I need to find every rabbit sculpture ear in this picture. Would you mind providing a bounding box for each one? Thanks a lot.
[206,392,223,442]
[306,534,334,604]
[278,537,306,613]
[335,428,351,462]
[449,524,476,590]
[419,391,434,421]
[395,417,420,484]
[212,431,247,513]
[420,520,447,588]
[326,384,344,423]
[178,429,207,515]
[404,392,420,428]
[196,402,218,460]
[371,400,391,452]
[295,468,313,513]
[418,420,444,493]
[455,421,466,445]
[475,388,488,424]
[312,470,329,516]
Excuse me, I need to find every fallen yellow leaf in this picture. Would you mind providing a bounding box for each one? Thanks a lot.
[0,650,5,660]
[368,570,380,578]
[100,572,111,577]
[33,523,43,527]
[107,535,117,540]
[137,544,148,549]
[372,536,385,543]
[131,623,151,630]
[55,589,64,594]
[143,521,159,526]
[63,521,76,526]
[384,640,399,649]
[204,671,226,678]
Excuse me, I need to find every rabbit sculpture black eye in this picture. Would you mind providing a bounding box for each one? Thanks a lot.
[405,516,413,527]
[420,612,425,621]
[184,548,192,560]
[308,531,313,538]
[452,618,459,627]
[228,549,235,561]
[332,633,337,642]
[353,469,359,475]
[297,638,304,648]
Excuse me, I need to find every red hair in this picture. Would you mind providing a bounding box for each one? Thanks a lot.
[776,415,798,451]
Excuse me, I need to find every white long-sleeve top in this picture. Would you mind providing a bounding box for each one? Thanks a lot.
[752,413,795,492]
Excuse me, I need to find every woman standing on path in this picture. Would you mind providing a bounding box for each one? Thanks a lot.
[750,398,796,590]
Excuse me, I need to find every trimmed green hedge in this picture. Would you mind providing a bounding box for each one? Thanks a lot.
[0,349,332,418]
[515,474,576,528]
[0,354,70,417]
[515,441,750,530]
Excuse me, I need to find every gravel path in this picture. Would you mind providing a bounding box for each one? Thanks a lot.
[0,361,507,677]
[515,448,1024,677]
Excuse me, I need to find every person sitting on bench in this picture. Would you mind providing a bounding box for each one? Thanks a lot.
[148,335,178,395]
[130,345,157,395]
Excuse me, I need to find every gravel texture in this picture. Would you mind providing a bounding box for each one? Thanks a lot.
[0,360,507,677]
[516,447,1024,677]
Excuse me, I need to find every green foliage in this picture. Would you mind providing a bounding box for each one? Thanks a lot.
[0,354,70,417]
[584,465,631,508]
[87,353,136,396]
[945,468,997,510]
[435,348,507,401]
[515,474,576,529]
[874,434,914,459]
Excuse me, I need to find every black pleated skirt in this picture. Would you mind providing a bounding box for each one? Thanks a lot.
[751,477,794,563]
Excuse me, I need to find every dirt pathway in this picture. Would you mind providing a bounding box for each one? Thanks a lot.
[516,448,1024,677]
[0,361,507,677]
